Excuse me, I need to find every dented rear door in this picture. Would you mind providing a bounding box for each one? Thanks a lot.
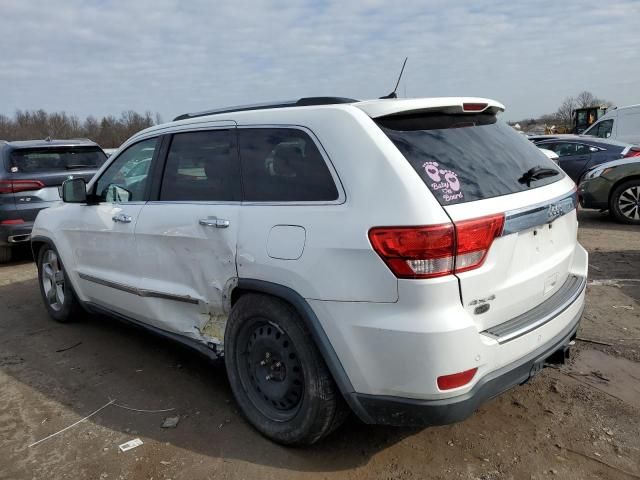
[133,125,240,348]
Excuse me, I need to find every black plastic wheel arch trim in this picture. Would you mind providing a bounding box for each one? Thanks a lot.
[235,278,372,422]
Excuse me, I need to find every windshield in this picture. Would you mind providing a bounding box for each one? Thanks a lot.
[9,146,107,173]
[377,114,563,205]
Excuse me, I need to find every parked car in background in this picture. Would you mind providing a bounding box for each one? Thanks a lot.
[0,139,106,263]
[531,135,639,183]
[31,97,586,445]
[582,104,640,145]
[579,156,640,224]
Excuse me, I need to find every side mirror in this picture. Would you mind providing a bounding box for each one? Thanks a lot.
[61,178,88,203]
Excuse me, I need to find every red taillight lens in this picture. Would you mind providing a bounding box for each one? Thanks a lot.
[369,214,504,279]
[0,219,25,225]
[368,224,455,278]
[454,214,505,273]
[462,102,488,112]
[0,180,45,194]
[624,147,640,158]
[437,368,478,390]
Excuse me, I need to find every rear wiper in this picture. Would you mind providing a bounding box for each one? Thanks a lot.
[518,166,559,187]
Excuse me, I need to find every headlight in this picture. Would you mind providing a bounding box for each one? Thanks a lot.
[583,166,614,180]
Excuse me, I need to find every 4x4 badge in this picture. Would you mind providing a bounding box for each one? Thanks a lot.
[548,203,564,220]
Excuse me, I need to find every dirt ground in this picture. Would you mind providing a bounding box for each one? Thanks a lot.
[1,209,639,480]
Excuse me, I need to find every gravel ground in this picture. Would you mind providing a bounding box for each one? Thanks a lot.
[0,209,638,480]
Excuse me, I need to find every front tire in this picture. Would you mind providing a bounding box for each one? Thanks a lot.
[224,294,347,445]
[609,180,640,224]
[37,245,83,322]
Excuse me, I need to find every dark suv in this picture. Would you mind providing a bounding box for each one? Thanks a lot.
[0,139,107,263]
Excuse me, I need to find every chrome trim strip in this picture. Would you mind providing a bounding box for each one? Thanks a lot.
[78,273,200,305]
[502,191,578,236]
[481,274,586,344]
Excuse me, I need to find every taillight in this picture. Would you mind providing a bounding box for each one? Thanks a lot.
[0,219,25,225]
[624,147,640,158]
[437,368,478,390]
[454,214,505,273]
[368,214,504,279]
[462,102,488,112]
[0,180,45,194]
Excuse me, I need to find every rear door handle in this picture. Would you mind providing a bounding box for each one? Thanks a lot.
[112,213,133,223]
[199,217,230,228]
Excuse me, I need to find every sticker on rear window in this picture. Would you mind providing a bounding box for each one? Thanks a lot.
[10,166,18,173]
[423,161,464,202]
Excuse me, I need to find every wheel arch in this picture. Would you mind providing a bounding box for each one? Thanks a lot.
[30,235,55,261]
[608,175,640,206]
[231,278,371,422]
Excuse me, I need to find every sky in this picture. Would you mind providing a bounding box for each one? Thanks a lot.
[0,0,639,122]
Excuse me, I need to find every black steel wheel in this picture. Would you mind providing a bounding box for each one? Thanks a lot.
[225,293,347,445]
[238,319,304,421]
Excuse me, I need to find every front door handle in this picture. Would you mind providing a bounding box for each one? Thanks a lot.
[199,217,230,228]
[112,213,133,223]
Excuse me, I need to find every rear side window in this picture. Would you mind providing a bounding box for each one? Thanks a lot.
[160,130,241,202]
[9,146,106,173]
[377,114,562,205]
[238,128,339,202]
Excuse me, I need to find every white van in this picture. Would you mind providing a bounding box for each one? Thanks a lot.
[583,104,640,144]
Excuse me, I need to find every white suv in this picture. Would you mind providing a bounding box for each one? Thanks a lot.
[31,97,588,445]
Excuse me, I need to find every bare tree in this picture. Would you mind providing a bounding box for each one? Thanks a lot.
[555,96,576,129]
[0,109,161,147]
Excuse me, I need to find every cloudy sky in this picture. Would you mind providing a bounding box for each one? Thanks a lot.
[1,0,638,122]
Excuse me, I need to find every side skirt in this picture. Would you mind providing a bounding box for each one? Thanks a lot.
[84,302,218,361]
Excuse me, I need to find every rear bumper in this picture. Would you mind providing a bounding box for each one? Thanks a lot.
[351,304,582,426]
[0,221,34,246]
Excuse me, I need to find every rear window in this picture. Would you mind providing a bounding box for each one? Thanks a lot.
[9,146,107,173]
[377,114,563,205]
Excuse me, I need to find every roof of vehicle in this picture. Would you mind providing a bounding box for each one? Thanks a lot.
[532,134,630,148]
[0,138,101,151]
[172,96,505,123]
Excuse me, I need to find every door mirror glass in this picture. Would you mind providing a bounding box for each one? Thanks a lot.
[61,178,87,203]
[104,184,132,203]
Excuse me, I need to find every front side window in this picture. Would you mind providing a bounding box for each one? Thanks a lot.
[160,129,241,202]
[238,128,339,202]
[585,119,613,138]
[95,137,158,202]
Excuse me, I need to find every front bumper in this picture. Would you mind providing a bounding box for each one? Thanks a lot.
[350,304,582,426]
[578,177,610,210]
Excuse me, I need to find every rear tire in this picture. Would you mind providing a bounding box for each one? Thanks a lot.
[609,180,640,225]
[0,246,12,264]
[37,245,83,323]
[224,293,347,445]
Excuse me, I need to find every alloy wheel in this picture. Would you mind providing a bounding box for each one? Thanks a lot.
[41,250,65,311]
[618,185,640,221]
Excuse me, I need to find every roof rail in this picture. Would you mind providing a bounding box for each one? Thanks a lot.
[173,96,358,121]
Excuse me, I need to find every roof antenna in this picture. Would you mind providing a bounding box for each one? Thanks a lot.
[380,57,407,99]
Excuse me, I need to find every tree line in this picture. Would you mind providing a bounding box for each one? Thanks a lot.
[513,90,614,131]
[0,110,163,148]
